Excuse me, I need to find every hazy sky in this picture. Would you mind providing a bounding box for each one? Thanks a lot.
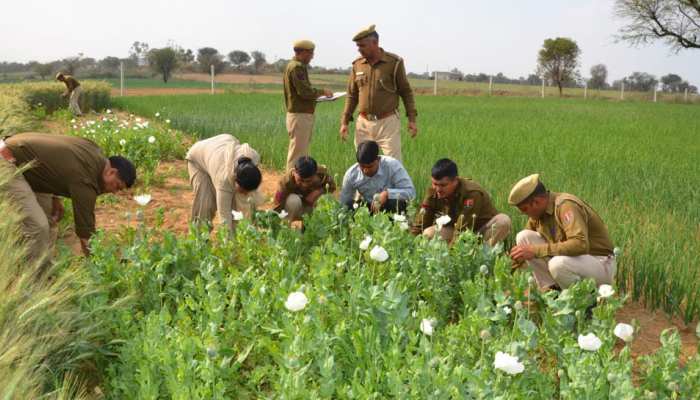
[2,0,699,85]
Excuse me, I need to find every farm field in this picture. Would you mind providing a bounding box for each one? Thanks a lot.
[113,93,700,323]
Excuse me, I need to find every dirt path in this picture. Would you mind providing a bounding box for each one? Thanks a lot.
[110,88,226,97]
[176,72,282,84]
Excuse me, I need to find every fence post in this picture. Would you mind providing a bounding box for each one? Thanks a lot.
[620,82,625,100]
[489,76,493,96]
[541,77,545,98]
[685,88,689,102]
[119,61,124,97]
[433,71,437,96]
[653,85,657,103]
[584,83,587,99]
[210,65,215,94]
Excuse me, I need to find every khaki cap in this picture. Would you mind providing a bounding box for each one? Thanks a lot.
[353,24,377,41]
[508,174,540,205]
[293,40,315,50]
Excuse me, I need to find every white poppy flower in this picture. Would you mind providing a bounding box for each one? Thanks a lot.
[155,112,160,117]
[614,323,634,343]
[399,222,409,231]
[70,118,76,123]
[598,284,615,299]
[106,109,112,114]
[278,210,288,219]
[148,136,156,144]
[420,319,435,336]
[436,215,451,227]
[479,264,488,274]
[133,194,152,206]
[369,245,389,262]
[165,119,171,124]
[494,351,524,375]
[352,202,359,209]
[578,333,602,351]
[135,117,142,122]
[119,139,126,146]
[359,235,372,250]
[231,210,244,221]
[503,306,512,315]
[284,291,308,312]
[393,214,407,222]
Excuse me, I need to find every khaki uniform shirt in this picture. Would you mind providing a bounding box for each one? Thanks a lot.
[283,59,323,114]
[342,49,417,124]
[274,165,336,210]
[5,133,105,239]
[63,75,80,94]
[412,177,497,234]
[526,192,614,257]
[186,134,261,230]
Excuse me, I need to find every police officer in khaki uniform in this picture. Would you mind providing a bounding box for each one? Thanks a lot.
[186,134,263,231]
[508,174,616,290]
[283,40,333,171]
[56,72,82,116]
[411,159,511,246]
[340,24,417,163]
[1,133,135,262]
[274,156,336,222]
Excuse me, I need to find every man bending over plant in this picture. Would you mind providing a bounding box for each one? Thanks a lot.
[411,158,511,246]
[1,133,135,264]
[274,156,336,222]
[339,140,415,213]
[508,174,616,291]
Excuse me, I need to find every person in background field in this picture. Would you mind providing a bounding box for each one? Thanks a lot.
[339,140,415,213]
[1,133,135,265]
[274,156,336,222]
[411,158,512,246]
[508,174,616,291]
[283,40,333,171]
[186,134,263,231]
[56,72,82,116]
[339,24,418,163]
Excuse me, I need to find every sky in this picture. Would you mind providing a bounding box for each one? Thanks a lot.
[2,0,699,85]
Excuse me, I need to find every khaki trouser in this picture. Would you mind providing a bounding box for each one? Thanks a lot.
[516,230,616,290]
[286,113,315,171]
[283,194,315,222]
[187,161,260,229]
[355,113,402,162]
[0,159,54,265]
[69,86,83,116]
[423,213,512,246]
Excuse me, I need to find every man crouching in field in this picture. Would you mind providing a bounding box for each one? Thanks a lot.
[411,158,511,246]
[508,174,616,291]
[274,156,336,223]
[1,133,135,266]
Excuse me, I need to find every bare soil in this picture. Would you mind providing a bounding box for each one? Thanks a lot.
[176,73,282,84]
[110,88,226,97]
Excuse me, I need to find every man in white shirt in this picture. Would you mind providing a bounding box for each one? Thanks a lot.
[339,140,415,213]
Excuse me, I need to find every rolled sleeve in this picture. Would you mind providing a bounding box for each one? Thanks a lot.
[69,184,97,239]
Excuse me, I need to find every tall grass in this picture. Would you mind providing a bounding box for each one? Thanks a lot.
[114,93,700,322]
[0,166,120,398]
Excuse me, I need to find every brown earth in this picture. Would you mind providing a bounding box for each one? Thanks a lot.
[110,88,226,97]
[42,116,697,366]
[176,72,282,84]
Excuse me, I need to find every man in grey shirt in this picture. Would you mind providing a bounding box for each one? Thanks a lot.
[340,140,415,213]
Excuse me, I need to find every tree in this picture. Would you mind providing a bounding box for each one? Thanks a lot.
[536,37,581,96]
[129,41,150,66]
[250,51,267,74]
[60,56,82,75]
[623,71,659,91]
[148,47,179,83]
[660,73,684,91]
[228,50,251,70]
[615,0,700,51]
[196,47,225,74]
[33,63,54,80]
[177,48,195,65]
[588,64,608,89]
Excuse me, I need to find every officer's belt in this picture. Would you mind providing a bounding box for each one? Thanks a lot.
[359,111,395,121]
